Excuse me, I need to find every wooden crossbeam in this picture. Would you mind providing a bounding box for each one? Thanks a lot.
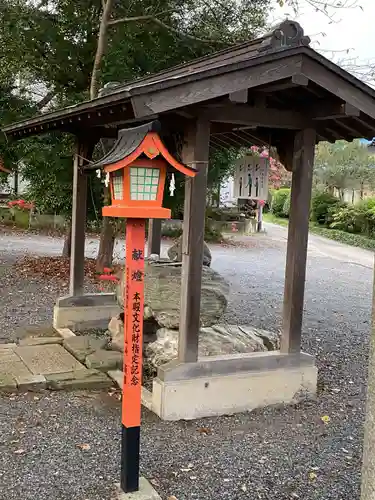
[255,74,309,93]
[312,102,360,121]
[201,105,307,129]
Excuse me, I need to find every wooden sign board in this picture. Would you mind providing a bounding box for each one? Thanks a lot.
[233,155,269,201]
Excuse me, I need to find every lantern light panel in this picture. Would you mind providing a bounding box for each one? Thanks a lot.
[130,166,159,201]
[233,155,269,201]
[112,171,124,199]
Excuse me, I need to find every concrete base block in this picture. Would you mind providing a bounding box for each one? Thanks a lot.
[53,294,120,330]
[152,351,318,421]
[114,478,161,499]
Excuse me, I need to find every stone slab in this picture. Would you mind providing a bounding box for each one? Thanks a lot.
[108,369,123,388]
[14,325,60,340]
[15,344,86,375]
[0,350,32,378]
[45,369,112,391]
[16,374,46,391]
[114,478,161,500]
[18,337,63,346]
[0,343,17,350]
[0,374,17,391]
[55,328,76,339]
[64,336,108,363]
[85,350,122,371]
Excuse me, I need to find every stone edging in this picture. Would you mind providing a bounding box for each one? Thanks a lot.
[55,327,154,409]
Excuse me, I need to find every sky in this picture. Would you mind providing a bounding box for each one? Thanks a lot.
[269,0,375,84]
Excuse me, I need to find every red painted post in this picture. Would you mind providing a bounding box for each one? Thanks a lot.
[94,122,197,493]
[121,218,146,493]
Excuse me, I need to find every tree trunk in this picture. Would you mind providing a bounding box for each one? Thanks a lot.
[62,224,72,258]
[90,0,114,100]
[96,216,115,272]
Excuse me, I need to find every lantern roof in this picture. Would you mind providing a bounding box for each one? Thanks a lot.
[89,120,196,177]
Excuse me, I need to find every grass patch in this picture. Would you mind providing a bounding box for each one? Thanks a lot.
[263,213,375,251]
[263,212,289,227]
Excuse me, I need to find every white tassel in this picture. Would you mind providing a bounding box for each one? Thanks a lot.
[104,172,110,187]
[96,169,101,179]
[169,173,176,196]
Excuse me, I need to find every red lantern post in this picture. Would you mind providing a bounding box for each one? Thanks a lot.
[94,122,196,493]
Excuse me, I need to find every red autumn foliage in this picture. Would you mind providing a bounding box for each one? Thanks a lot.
[248,146,289,189]
[8,199,35,211]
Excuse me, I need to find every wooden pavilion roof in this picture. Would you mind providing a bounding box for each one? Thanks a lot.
[3,20,375,153]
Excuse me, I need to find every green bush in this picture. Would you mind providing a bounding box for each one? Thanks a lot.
[270,188,290,217]
[310,191,340,226]
[330,199,375,237]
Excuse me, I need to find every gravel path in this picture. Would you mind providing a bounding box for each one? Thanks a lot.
[0,227,372,499]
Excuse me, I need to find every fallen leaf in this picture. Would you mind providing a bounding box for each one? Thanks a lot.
[190,476,197,480]
[167,496,178,500]
[321,415,331,424]
[76,443,91,451]
[198,427,212,435]
[309,472,317,481]
[241,485,247,492]
[14,449,25,455]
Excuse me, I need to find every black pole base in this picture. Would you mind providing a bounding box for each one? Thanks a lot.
[120,424,140,493]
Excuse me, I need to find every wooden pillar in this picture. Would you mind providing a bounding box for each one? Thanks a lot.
[147,219,162,256]
[361,260,375,500]
[178,119,210,363]
[281,128,316,353]
[69,139,90,296]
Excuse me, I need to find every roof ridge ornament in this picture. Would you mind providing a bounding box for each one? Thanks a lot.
[259,20,311,53]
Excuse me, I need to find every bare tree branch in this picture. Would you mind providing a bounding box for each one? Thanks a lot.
[36,90,55,110]
[282,0,361,23]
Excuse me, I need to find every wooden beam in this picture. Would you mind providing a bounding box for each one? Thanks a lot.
[179,118,210,363]
[131,55,304,116]
[229,89,248,103]
[302,58,375,121]
[147,219,162,256]
[255,74,309,92]
[69,138,94,296]
[281,128,316,353]
[332,118,360,137]
[200,104,307,129]
[312,101,360,121]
